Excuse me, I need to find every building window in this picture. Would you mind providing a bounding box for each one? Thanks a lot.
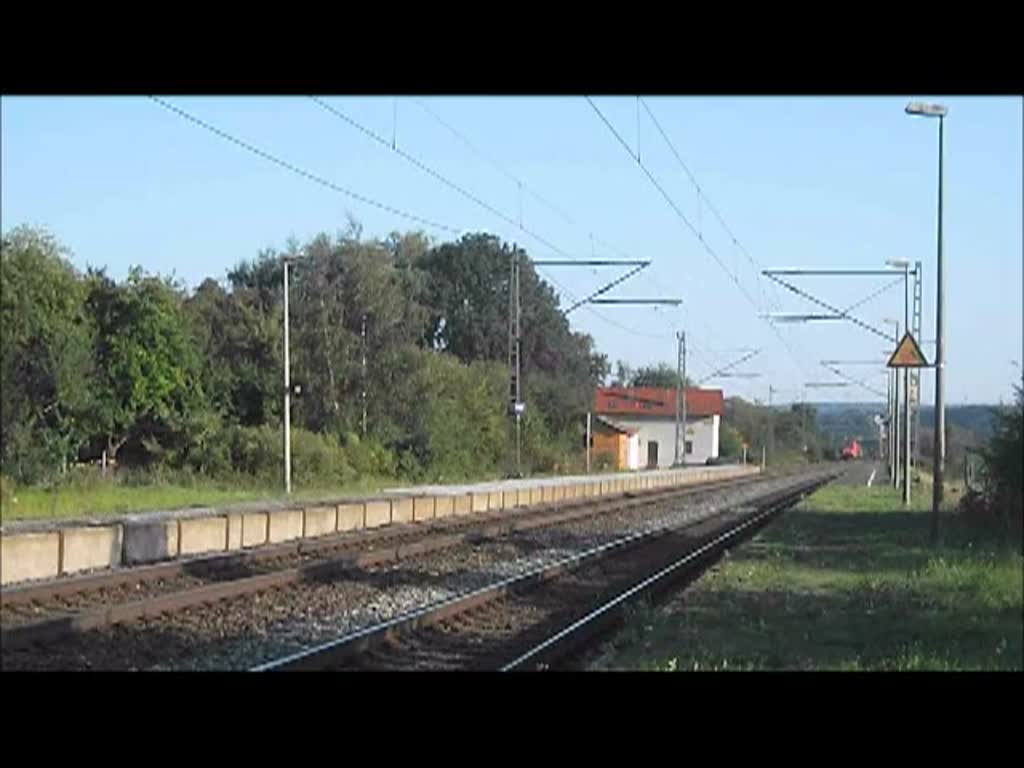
[685,441,693,455]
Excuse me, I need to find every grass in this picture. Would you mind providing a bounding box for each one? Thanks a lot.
[0,475,403,523]
[589,479,1023,671]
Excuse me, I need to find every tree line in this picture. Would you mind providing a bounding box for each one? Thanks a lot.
[1,225,609,487]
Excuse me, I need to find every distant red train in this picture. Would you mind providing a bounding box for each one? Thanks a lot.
[840,439,863,460]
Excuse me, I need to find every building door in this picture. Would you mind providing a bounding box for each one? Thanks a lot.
[647,441,659,468]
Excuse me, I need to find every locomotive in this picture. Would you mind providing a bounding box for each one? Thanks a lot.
[840,438,863,460]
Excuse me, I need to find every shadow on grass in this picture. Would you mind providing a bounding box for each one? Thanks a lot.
[741,507,1022,576]
[589,502,1023,671]
[607,579,1024,671]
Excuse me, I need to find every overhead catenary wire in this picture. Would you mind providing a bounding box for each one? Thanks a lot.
[155,96,666,351]
[311,96,668,341]
[586,97,812,384]
[636,98,808,362]
[150,96,459,237]
[407,98,746,371]
[411,98,695,342]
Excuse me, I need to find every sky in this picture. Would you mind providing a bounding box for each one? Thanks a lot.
[2,95,1021,406]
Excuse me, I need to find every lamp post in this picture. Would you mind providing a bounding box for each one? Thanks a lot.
[906,100,948,543]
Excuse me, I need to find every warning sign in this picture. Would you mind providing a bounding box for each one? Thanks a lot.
[888,332,928,368]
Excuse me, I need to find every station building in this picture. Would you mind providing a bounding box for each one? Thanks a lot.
[591,386,724,470]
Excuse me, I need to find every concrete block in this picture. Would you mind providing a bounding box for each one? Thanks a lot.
[471,493,489,513]
[226,514,243,551]
[434,496,455,518]
[488,491,503,510]
[1,532,61,585]
[268,509,303,543]
[180,516,228,556]
[364,500,392,528]
[242,513,268,548]
[413,496,435,522]
[304,506,337,538]
[390,498,413,525]
[60,525,122,575]
[123,520,179,564]
[337,503,365,532]
[453,495,472,516]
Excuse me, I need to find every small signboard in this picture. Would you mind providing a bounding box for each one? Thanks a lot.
[887,331,928,368]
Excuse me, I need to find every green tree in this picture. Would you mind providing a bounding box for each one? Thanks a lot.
[719,423,744,459]
[0,226,95,481]
[981,380,1023,524]
[405,350,506,481]
[85,267,205,464]
[416,234,606,460]
[184,277,281,427]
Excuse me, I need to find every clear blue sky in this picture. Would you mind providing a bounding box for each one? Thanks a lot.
[3,96,1021,406]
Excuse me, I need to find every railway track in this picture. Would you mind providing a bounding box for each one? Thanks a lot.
[1,471,775,650]
[253,469,838,671]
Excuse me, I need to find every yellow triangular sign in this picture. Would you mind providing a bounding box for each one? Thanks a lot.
[888,331,928,368]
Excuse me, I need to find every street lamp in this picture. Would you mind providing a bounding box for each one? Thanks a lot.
[906,99,948,544]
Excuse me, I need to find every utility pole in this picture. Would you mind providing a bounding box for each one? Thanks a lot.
[361,314,368,438]
[887,366,893,469]
[912,261,923,481]
[903,264,912,505]
[767,384,776,466]
[507,244,523,477]
[586,412,592,473]
[682,331,687,464]
[893,322,900,489]
[282,257,292,495]
[674,331,686,466]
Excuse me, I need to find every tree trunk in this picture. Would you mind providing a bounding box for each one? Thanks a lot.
[107,433,129,463]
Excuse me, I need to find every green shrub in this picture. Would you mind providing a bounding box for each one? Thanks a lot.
[0,473,12,512]
[343,432,399,479]
[222,424,354,487]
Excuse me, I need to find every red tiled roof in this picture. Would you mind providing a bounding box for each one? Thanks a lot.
[594,387,724,418]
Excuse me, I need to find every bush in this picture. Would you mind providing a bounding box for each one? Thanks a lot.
[978,381,1023,535]
[226,424,354,487]
[342,432,399,479]
[0,473,12,512]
